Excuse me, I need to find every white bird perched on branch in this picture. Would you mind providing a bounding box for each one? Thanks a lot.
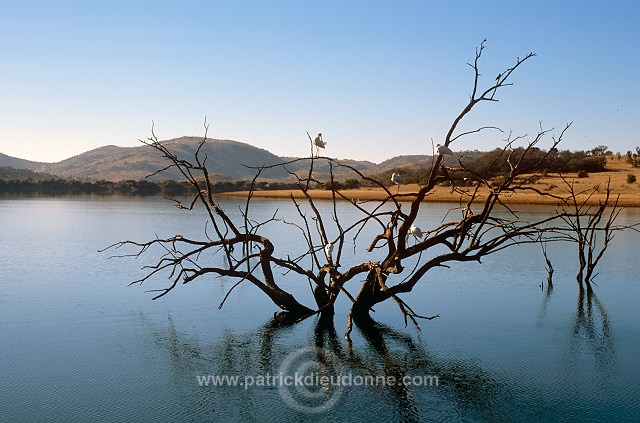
[313,133,326,156]
[435,143,454,155]
[324,242,333,261]
[407,224,424,241]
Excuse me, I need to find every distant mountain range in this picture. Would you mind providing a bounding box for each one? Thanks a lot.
[0,137,438,182]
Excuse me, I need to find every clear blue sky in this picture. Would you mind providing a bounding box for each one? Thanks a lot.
[1,0,638,163]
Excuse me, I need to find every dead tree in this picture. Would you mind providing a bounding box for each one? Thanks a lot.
[539,236,554,290]
[554,177,637,290]
[105,42,633,339]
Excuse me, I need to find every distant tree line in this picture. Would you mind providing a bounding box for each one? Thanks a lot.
[0,176,300,196]
[626,147,640,167]
[376,147,609,186]
[469,147,607,176]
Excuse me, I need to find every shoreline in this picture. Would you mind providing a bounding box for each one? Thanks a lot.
[220,187,640,208]
[222,161,640,207]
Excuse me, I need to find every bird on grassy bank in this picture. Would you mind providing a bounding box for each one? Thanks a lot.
[391,172,404,185]
[391,172,404,193]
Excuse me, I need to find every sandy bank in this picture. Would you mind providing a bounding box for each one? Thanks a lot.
[220,161,640,208]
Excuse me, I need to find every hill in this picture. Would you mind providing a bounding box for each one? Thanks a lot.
[37,138,316,181]
[1,138,391,182]
[0,166,58,180]
[0,153,43,170]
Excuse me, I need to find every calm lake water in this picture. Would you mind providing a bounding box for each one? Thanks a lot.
[1,195,639,422]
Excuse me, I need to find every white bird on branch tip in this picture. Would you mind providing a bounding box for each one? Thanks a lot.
[435,143,454,156]
[313,132,326,155]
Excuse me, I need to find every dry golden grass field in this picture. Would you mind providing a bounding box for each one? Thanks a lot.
[223,156,640,207]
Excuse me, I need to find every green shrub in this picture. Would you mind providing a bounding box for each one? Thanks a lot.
[577,170,589,178]
[627,174,637,184]
[343,179,361,189]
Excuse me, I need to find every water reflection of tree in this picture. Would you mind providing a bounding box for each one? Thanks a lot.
[129,276,622,422]
[138,313,533,422]
[572,286,614,368]
[537,284,614,370]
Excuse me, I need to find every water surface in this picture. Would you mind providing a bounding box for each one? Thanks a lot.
[1,196,639,422]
